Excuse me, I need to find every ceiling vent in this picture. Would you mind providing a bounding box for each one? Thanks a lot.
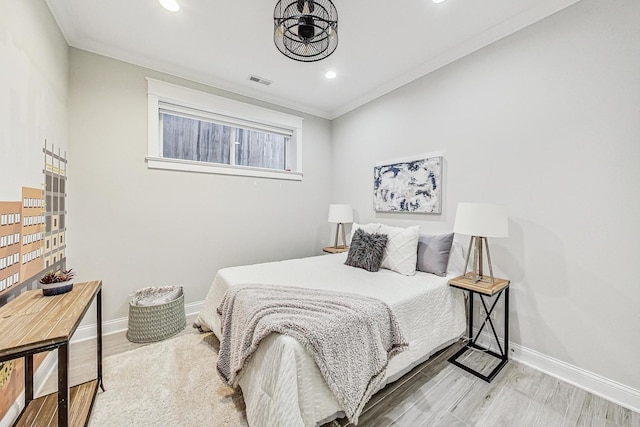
[248,75,272,86]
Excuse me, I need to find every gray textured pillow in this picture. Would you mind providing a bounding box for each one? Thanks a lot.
[345,229,388,272]
[416,233,454,276]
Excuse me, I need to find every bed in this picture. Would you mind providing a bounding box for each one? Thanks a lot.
[195,249,467,427]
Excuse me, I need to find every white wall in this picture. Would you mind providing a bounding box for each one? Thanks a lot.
[67,49,333,322]
[331,0,640,392]
[0,0,68,200]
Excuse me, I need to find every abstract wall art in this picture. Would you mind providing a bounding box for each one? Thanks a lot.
[373,156,442,213]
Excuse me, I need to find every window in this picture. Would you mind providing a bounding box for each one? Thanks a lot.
[13,273,18,283]
[160,113,288,171]
[16,213,20,223]
[1,214,6,225]
[13,253,18,263]
[146,79,303,181]
[0,236,6,247]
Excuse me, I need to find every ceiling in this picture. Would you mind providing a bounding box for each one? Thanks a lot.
[45,0,581,119]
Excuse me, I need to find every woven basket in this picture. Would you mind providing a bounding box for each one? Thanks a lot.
[127,293,186,343]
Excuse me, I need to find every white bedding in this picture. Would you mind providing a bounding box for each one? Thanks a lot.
[195,253,466,426]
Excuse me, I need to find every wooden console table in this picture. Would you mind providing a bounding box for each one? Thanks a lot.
[0,280,103,426]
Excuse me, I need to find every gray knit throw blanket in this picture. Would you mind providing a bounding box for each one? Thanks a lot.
[216,284,408,424]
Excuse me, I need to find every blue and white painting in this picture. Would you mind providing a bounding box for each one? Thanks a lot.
[373,156,442,213]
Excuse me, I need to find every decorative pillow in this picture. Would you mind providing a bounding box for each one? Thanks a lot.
[349,222,383,244]
[344,229,388,272]
[416,233,454,276]
[379,225,421,276]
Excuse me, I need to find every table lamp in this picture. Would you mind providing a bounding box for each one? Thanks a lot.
[328,204,353,249]
[453,202,508,284]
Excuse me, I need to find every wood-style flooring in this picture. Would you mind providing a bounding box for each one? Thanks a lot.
[328,343,639,427]
[41,323,639,427]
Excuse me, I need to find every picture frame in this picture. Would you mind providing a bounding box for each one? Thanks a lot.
[373,156,442,213]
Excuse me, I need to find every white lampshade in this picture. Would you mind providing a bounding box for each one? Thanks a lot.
[328,204,353,223]
[453,202,508,238]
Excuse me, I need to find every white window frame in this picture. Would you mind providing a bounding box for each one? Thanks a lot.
[146,78,303,181]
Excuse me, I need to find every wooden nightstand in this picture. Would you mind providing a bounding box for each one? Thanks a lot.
[322,246,349,254]
[448,274,510,382]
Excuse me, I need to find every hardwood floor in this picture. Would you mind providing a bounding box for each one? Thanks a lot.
[41,326,639,427]
[329,344,640,427]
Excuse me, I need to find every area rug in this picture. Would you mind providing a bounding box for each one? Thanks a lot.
[89,332,248,427]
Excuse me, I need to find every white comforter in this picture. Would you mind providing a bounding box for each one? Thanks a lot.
[195,253,466,427]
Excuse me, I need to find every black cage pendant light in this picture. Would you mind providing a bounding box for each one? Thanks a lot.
[274,0,338,62]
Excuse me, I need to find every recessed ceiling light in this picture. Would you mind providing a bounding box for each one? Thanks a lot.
[432,0,447,3]
[159,0,180,12]
[325,71,337,79]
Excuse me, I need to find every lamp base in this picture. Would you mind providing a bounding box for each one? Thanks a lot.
[333,222,348,248]
[463,236,497,285]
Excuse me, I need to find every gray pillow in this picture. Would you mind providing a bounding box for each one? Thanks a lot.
[345,229,388,272]
[416,233,454,276]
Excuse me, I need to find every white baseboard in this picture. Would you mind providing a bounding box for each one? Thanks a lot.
[472,328,640,413]
[71,300,204,343]
[511,342,640,414]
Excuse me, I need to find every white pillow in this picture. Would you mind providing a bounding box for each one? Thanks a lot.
[379,225,420,275]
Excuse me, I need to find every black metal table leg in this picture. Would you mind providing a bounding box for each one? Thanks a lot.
[25,355,34,403]
[58,343,69,426]
[97,288,105,392]
[504,287,509,359]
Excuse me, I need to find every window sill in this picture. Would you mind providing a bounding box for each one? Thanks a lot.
[145,157,303,181]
